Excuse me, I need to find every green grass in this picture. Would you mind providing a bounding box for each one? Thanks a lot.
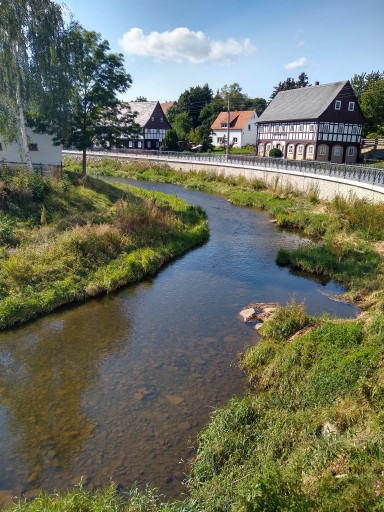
[0,166,208,328]
[4,156,384,511]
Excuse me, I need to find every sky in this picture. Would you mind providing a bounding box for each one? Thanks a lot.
[66,0,384,103]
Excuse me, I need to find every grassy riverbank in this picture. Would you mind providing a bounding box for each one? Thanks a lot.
[0,166,208,329]
[4,157,384,511]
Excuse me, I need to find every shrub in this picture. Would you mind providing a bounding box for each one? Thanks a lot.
[269,148,283,158]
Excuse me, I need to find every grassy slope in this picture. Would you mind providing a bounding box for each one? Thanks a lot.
[0,167,208,329]
[4,157,384,511]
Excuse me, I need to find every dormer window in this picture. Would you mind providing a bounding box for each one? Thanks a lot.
[221,123,227,128]
[348,101,355,111]
[160,117,163,122]
[151,117,154,122]
[335,100,341,110]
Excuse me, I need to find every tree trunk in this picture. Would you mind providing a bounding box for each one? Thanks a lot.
[14,48,33,173]
[82,148,87,178]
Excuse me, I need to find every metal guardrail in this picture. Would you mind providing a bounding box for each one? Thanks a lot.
[64,148,384,189]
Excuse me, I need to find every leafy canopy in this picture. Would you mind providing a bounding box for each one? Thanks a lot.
[64,26,132,175]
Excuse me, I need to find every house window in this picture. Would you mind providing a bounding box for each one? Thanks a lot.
[335,100,341,110]
[160,117,163,122]
[297,144,304,155]
[137,141,142,148]
[128,141,133,148]
[347,147,355,156]
[147,141,151,148]
[334,146,341,156]
[0,142,2,151]
[217,137,223,143]
[299,124,304,132]
[248,124,251,130]
[281,125,285,132]
[337,124,344,134]
[233,137,238,143]
[352,125,359,135]
[28,143,38,151]
[309,124,314,132]
[274,125,279,132]
[288,144,294,153]
[266,143,271,153]
[307,145,314,154]
[322,124,329,132]
[259,126,264,133]
[319,145,327,155]
[151,117,154,122]
[289,125,294,132]
[348,101,355,111]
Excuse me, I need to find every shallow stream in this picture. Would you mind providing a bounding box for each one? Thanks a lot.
[0,180,357,504]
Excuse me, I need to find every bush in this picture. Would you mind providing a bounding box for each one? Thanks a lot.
[269,148,283,158]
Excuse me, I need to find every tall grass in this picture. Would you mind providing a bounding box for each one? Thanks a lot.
[0,169,208,328]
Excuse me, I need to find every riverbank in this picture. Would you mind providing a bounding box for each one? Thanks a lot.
[0,167,208,329]
[4,158,384,511]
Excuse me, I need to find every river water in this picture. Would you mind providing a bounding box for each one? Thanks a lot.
[0,179,357,504]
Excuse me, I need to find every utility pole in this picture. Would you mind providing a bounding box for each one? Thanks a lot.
[226,97,230,161]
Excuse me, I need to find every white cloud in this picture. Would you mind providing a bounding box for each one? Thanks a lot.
[285,57,309,70]
[118,27,256,63]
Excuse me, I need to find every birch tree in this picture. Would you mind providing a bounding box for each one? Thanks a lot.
[0,0,69,171]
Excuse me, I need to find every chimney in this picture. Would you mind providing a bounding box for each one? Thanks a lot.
[314,81,320,86]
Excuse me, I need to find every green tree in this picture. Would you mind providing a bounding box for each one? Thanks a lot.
[249,97,267,116]
[172,112,193,141]
[135,96,148,102]
[64,26,132,177]
[0,0,71,171]
[269,73,310,101]
[168,84,213,128]
[161,129,179,151]
[351,70,384,101]
[360,79,384,136]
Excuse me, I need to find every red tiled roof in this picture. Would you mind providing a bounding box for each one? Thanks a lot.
[211,110,256,130]
[161,101,176,115]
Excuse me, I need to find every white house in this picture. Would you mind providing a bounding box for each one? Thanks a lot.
[211,110,258,148]
[0,128,62,168]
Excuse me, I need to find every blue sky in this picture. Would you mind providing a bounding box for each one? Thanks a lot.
[66,0,384,103]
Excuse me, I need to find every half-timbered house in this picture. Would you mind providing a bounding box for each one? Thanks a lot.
[256,81,364,163]
[211,110,258,148]
[121,101,172,150]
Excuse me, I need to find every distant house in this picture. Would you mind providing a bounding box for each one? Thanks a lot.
[211,110,258,148]
[121,101,172,150]
[160,101,176,120]
[256,80,364,163]
[0,128,62,169]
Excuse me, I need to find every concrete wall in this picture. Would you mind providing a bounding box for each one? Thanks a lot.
[65,150,384,203]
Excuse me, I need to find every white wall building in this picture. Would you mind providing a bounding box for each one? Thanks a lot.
[211,110,258,148]
[0,128,62,167]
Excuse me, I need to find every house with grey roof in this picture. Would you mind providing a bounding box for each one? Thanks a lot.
[120,101,172,150]
[256,81,364,163]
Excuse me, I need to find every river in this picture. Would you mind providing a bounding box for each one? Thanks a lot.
[0,179,357,505]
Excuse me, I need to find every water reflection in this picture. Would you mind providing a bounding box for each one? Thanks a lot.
[0,179,358,504]
[0,298,131,497]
